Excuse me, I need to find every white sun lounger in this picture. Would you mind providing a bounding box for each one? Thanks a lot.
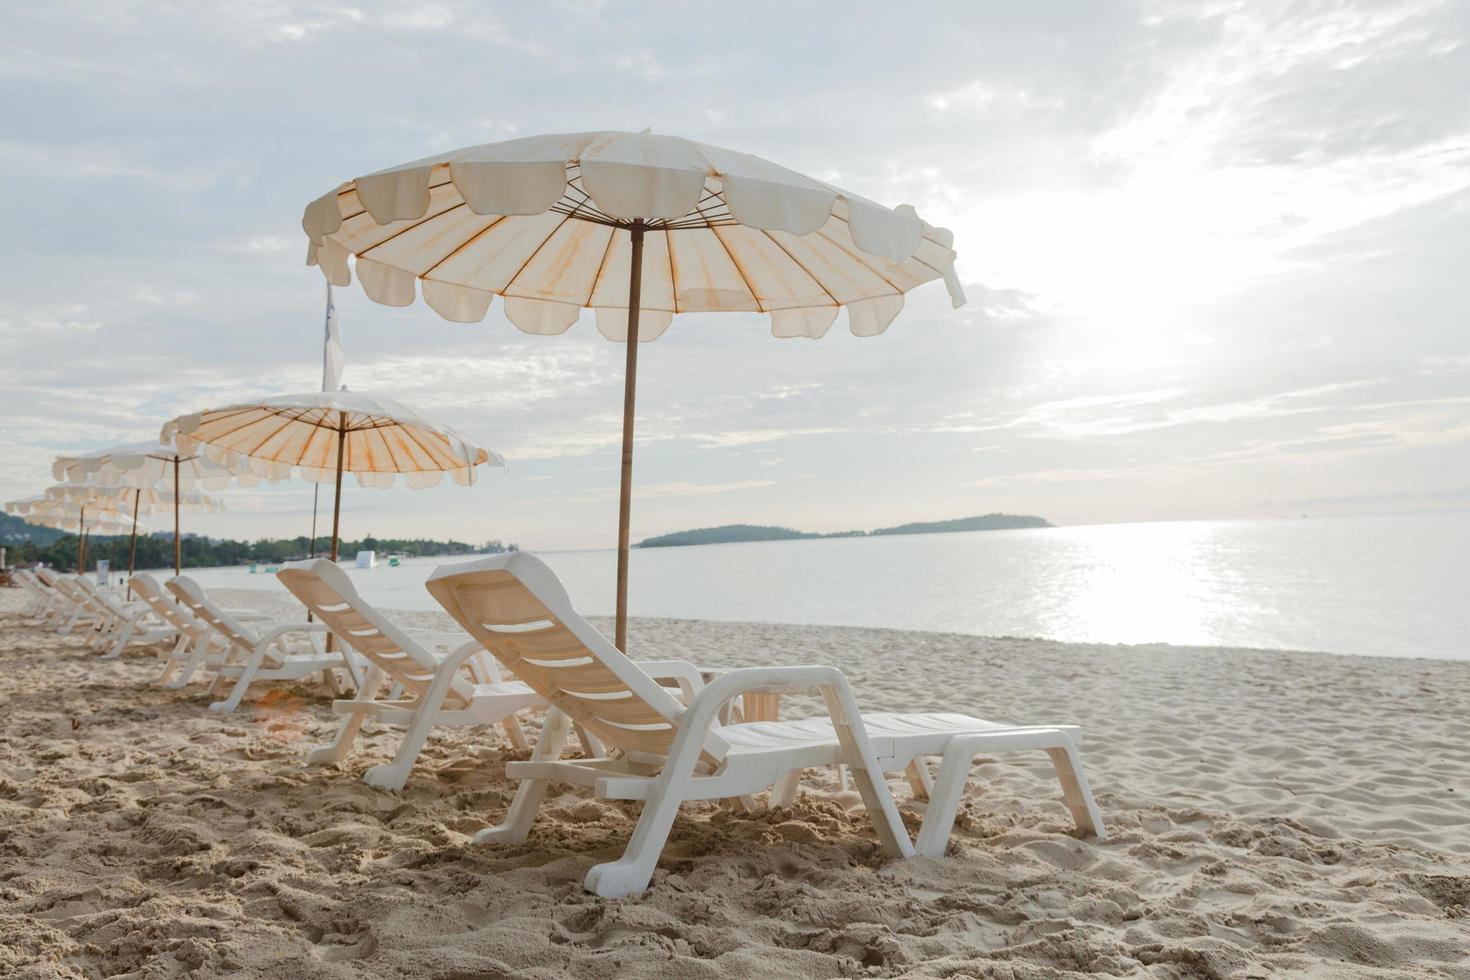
[166,576,365,712]
[13,569,57,621]
[425,552,1105,897]
[30,568,72,626]
[275,558,547,790]
[47,574,108,636]
[127,574,273,687]
[72,575,177,659]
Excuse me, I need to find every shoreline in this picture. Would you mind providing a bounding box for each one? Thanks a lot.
[208,585,1465,667]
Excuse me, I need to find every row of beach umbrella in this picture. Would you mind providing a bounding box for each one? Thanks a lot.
[8,128,964,651]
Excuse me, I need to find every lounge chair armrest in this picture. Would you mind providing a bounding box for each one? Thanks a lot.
[631,660,706,701]
[689,665,849,708]
[254,621,331,644]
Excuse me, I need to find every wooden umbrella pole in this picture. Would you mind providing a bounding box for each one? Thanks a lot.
[326,413,348,654]
[330,413,347,562]
[614,224,646,652]
[126,488,140,597]
[173,456,181,575]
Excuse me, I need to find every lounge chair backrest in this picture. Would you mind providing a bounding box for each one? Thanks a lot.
[52,575,88,607]
[73,576,121,614]
[34,567,58,587]
[276,559,478,708]
[166,576,283,667]
[131,573,205,637]
[15,569,46,597]
[426,552,730,767]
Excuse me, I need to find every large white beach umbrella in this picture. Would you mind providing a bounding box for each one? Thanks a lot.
[161,390,501,563]
[301,129,966,650]
[53,440,253,575]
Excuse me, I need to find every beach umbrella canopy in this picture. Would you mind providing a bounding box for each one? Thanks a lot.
[33,482,222,579]
[300,129,966,649]
[161,390,501,562]
[7,490,154,571]
[53,439,255,576]
[53,439,263,490]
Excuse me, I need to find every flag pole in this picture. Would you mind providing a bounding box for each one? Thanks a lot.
[310,282,342,561]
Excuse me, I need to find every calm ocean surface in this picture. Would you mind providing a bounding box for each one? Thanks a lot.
[174,512,1468,661]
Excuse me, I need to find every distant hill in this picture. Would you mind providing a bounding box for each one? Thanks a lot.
[0,512,66,546]
[872,514,1051,535]
[636,524,854,548]
[636,514,1051,549]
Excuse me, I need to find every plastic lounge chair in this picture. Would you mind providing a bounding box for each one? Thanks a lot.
[276,558,547,790]
[33,568,85,629]
[48,575,106,636]
[127,573,269,687]
[425,552,1106,897]
[166,575,364,712]
[73,576,177,659]
[13,569,57,620]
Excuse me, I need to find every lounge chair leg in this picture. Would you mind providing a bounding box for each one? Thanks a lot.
[364,699,442,791]
[1045,743,1106,840]
[171,635,214,688]
[210,645,267,712]
[476,709,571,846]
[583,786,685,899]
[500,716,530,752]
[769,769,803,808]
[105,618,140,659]
[155,635,191,685]
[306,666,384,767]
[905,758,933,801]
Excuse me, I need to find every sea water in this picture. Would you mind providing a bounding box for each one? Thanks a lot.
[170,512,1468,660]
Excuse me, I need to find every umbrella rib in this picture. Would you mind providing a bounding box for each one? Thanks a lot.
[356,200,471,263]
[665,228,679,314]
[397,424,452,477]
[708,226,768,313]
[814,220,905,294]
[420,214,509,282]
[246,412,313,465]
[193,410,286,452]
[759,230,841,307]
[501,213,574,298]
[585,224,620,307]
[373,423,408,479]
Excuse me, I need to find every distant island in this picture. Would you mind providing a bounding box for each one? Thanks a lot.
[637,514,1052,549]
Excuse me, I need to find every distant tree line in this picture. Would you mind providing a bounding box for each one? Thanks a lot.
[4,532,518,573]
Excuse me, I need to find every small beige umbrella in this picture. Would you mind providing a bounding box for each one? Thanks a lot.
[6,492,153,571]
[301,129,966,649]
[161,390,502,563]
[45,482,223,582]
[54,440,261,574]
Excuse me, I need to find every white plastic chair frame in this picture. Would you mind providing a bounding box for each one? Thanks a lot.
[426,552,1106,898]
[166,576,362,712]
[276,559,544,790]
[72,576,176,660]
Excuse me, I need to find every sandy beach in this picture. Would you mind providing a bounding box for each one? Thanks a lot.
[2,585,1467,979]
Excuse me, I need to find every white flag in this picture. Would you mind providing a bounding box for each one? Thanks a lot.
[322,284,345,392]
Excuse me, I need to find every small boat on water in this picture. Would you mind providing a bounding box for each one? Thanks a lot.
[355,550,377,569]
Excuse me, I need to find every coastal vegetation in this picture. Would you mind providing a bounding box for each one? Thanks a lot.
[1,522,516,573]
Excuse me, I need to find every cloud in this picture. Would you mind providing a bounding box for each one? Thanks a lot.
[0,1,1465,547]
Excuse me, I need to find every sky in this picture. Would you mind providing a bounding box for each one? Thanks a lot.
[1,0,1467,551]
